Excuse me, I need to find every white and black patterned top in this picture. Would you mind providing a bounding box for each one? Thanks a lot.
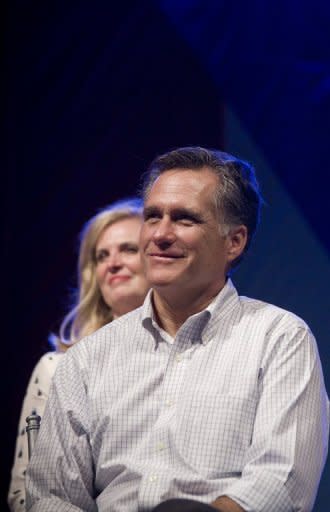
[8,352,63,511]
[26,280,329,512]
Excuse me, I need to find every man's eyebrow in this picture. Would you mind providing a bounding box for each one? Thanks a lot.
[143,205,204,223]
[171,207,203,219]
[143,205,161,216]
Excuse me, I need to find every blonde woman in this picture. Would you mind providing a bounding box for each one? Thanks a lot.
[8,197,150,511]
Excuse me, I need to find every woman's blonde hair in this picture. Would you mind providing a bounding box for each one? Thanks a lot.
[51,197,143,352]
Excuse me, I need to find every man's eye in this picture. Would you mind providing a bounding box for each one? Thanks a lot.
[144,214,160,223]
[175,215,198,225]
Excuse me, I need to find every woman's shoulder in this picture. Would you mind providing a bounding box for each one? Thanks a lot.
[30,351,64,381]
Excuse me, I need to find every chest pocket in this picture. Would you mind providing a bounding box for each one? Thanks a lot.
[174,393,257,478]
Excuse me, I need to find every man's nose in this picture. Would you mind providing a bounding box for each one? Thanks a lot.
[152,218,176,246]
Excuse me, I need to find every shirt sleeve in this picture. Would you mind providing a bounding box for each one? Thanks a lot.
[223,319,329,512]
[8,352,62,512]
[25,344,97,512]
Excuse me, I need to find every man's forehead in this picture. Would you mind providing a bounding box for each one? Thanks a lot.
[144,171,218,216]
[146,167,218,196]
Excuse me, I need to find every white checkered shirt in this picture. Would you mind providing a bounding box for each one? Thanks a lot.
[26,279,329,511]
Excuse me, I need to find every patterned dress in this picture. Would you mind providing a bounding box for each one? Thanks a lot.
[8,351,63,511]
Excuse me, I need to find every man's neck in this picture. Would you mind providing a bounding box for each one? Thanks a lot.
[152,282,226,337]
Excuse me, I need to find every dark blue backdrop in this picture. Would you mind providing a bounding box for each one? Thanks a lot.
[3,2,330,510]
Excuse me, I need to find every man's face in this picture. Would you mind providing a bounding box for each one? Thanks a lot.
[140,167,238,301]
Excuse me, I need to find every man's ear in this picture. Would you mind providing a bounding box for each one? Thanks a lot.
[227,225,248,263]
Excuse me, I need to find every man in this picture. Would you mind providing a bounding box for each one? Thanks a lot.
[26,147,329,511]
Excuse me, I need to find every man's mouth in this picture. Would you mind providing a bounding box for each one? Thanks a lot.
[147,252,183,260]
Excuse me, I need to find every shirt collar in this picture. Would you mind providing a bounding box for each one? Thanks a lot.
[201,278,239,343]
[141,279,240,346]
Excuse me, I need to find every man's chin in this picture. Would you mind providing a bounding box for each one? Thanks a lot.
[149,278,177,289]
[146,267,187,291]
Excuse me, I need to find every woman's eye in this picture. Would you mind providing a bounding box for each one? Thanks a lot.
[95,251,108,263]
[124,245,138,253]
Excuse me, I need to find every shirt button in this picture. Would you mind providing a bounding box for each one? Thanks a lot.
[156,442,165,451]
[175,354,182,362]
[165,399,173,407]
[149,475,158,482]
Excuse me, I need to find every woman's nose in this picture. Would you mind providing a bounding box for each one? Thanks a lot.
[107,252,123,271]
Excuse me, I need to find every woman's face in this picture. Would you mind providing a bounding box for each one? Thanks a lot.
[95,216,150,318]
